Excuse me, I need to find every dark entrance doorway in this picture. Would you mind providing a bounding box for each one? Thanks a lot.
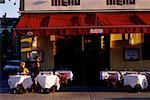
[54,35,110,85]
[82,35,101,85]
[55,36,82,84]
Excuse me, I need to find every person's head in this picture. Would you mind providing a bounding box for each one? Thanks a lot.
[34,56,40,61]
[20,62,25,68]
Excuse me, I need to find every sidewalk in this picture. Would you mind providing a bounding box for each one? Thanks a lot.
[0,71,9,93]
[0,79,9,92]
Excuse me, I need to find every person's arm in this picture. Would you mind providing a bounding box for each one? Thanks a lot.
[24,68,29,75]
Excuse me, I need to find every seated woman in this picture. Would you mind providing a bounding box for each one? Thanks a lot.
[19,62,29,75]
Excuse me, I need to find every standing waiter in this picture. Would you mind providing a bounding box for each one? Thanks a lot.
[34,56,41,78]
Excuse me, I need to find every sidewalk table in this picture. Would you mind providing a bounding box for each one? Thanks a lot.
[55,70,73,81]
[39,71,53,75]
[55,70,73,85]
[8,75,33,93]
[100,71,121,81]
[123,74,148,90]
[36,74,60,92]
[99,71,122,88]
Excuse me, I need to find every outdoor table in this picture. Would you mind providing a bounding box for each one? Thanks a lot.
[55,70,73,81]
[123,74,148,90]
[8,75,33,93]
[100,71,121,80]
[138,71,150,75]
[99,71,122,88]
[54,70,73,86]
[36,74,60,91]
[39,71,53,75]
[144,71,150,75]
[120,71,138,76]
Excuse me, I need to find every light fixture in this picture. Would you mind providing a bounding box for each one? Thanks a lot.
[27,31,33,36]
[50,35,56,42]
[32,37,38,48]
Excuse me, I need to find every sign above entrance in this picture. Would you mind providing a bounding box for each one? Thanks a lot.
[23,0,150,12]
[90,29,103,34]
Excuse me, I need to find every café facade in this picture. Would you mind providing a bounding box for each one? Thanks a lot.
[13,0,150,83]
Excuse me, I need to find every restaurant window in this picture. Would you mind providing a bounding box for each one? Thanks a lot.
[142,34,150,60]
[129,33,142,46]
[110,34,129,48]
[27,50,43,62]
[21,36,39,61]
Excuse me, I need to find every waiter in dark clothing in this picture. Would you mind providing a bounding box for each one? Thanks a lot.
[34,56,41,78]
[31,56,41,92]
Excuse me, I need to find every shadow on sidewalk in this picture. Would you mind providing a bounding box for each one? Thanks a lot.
[59,86,124,92]
[0,76,9,93]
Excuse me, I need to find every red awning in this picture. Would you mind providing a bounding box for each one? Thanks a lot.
[14,12,150,36]
[96,12,150,33]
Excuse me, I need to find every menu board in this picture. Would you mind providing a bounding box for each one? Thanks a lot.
[124,49,140,61]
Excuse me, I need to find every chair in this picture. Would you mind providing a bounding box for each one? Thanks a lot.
[145,73,150,86]
[59,73,69,86]
[107,73,120,88]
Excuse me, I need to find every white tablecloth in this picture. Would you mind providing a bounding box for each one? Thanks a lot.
[36,74,60,90]
[123,74,148,90]
[100,71,121,80]
[8,75,33,89]
[55,70,73,81]
[39,71,53,75]
[120,71,138,76]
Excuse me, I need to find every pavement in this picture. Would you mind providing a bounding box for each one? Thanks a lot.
[0,73,150,100]
[0,88,150,100]
[0,80,150,100]
[0,79,9,93]
[0,68,9,93]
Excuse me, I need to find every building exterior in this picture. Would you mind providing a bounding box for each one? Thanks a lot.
[0,17,18,66]
[14,0,150,84]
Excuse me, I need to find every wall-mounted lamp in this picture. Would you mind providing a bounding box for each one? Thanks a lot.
[32,37,38,48]
[129,38,133,45]
[27,31,33,36]
[50,35,56,42]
